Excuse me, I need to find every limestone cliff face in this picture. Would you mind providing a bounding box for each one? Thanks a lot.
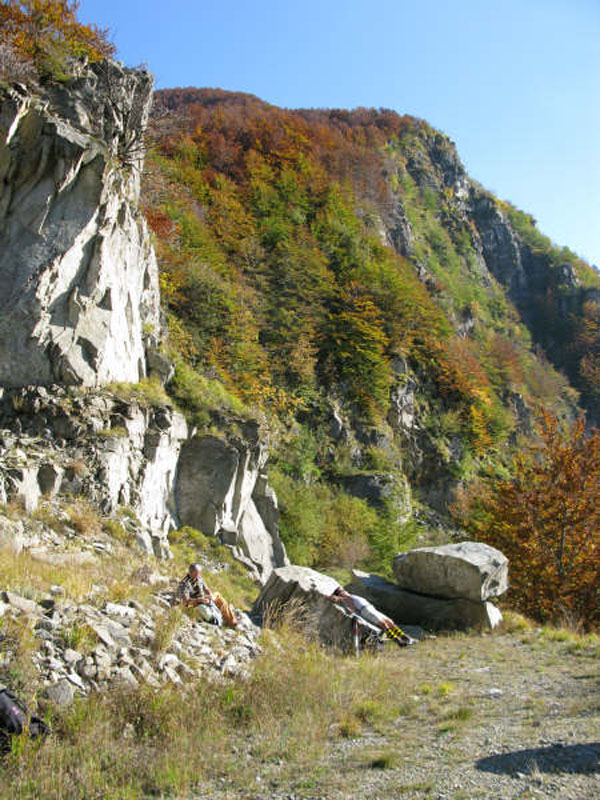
[0,64,288,580]
[0,61,160,387]
[0,386,288,579]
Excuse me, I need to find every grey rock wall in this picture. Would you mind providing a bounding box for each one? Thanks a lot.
[0,62,288,585]
[175,434,289,582]
[0,62,160,388]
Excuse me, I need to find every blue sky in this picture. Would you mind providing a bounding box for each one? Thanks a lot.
[79,0,600,268]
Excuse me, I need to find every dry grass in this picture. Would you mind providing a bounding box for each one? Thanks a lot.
[1,506,598,798]
[151,606,184,655]
[64,499,103,537]
[0,549,96,604]
[0,625,416,798]
[0,614,597,799]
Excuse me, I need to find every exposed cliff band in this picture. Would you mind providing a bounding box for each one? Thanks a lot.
[0,62,288,581]
[0,61,160,387]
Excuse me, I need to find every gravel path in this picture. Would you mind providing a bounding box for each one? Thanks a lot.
[321,633,600,799]
[189,628,600,800]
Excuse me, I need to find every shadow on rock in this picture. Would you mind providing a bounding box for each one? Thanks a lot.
[476,742,599,775]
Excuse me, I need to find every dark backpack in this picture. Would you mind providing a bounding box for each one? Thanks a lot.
[0,688,49,749]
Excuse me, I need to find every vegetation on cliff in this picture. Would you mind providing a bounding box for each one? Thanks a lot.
[0,0,114,81]
[142,87,600,615]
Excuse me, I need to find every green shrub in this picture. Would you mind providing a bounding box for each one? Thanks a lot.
[270,469,409,574]
[169,361,246,427]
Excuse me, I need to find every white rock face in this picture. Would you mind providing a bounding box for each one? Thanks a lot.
[95,403,189,557]
[0,62,160,388]
[175,432,289,581]
[0,63,287,576]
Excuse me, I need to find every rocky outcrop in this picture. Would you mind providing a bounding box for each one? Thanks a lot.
[0,61,160,388]
[176,430,288,582]
[393,541,509,602]
[0,385,187,557]
[0,62,289,598]
[350,569,502,632]
[470,194,529,298]
[0,385,288,574]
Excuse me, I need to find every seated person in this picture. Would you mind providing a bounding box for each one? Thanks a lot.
[176,563,238,628]
[329,586,416,646]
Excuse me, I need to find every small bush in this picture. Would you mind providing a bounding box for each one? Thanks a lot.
[65,499,102,537]
[59,623,98,654]
[107,375,171,408]
[169,361,246,428]
[366,749,399,769]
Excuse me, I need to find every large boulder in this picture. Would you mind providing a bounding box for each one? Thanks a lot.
[350,569,502,631]
[254,564,339,612]
[175,435,259,535]
[253,565,382,650]
[393,541,508,602]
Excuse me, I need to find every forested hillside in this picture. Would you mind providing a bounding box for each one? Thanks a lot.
[0,7,599,798]
[2,0,598,624]
[142,87,600,582]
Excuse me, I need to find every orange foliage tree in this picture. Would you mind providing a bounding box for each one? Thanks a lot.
[0,0,114,73]
[455,410,600,628]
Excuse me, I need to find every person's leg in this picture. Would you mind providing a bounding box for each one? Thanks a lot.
[213,593,238,627]
[197,601,223,625]
[379,617,417,647]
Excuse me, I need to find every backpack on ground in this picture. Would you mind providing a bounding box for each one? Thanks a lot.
[0,687,49,750]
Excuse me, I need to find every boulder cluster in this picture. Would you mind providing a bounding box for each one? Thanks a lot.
[255,541,508,648]
[352,541,508,630]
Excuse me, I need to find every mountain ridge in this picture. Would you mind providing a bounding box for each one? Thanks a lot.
[141,85,600,570]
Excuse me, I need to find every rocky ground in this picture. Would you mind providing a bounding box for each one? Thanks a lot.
[323,633,600,800]
[0,508,261,707]
[187,626,600,800]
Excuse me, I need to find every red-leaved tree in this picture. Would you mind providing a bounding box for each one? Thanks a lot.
[454,409,600,628]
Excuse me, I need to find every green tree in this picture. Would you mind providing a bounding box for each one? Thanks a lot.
[318,282,391,419]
